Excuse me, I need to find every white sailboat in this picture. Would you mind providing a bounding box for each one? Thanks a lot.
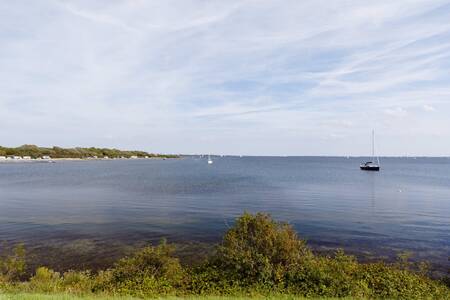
[207,154,213,165]
[360,130,380,171]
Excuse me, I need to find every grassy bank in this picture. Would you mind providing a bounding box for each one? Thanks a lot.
[1,213,449,299]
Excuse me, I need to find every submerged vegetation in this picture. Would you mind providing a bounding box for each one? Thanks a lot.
[1,213,449,299]
[0,145,177,159]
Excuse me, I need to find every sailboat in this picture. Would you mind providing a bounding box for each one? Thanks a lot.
[207,154,213,165]
[360,130,380,171]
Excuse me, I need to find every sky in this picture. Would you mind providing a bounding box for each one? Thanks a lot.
[1,1,450,156]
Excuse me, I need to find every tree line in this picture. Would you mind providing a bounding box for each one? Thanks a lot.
[0,145,178,159]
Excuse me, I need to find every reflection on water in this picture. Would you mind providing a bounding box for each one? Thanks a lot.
[0,157,449,273]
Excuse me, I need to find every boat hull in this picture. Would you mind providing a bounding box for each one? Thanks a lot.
[360,166,380,171]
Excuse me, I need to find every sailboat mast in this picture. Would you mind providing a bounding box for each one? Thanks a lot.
[373,130,380,165]
[372,130,375,161]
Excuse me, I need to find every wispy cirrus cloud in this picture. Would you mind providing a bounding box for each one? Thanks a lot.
[0,0,449,155]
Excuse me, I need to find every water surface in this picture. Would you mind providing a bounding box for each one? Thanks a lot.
[0,157,449,272]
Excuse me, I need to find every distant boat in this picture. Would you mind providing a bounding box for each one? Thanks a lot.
[208,155,213,165]
[360,130,380,171]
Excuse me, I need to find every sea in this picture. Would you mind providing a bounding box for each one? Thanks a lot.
[0,156,449,274]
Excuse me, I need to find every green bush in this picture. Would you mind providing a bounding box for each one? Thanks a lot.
[0,244,26,282]
[91,270,114,294]
[99,240,186,296]
[61,270,93,294]
[29,267,61,293]
[284,251,368,298]
[212,212,311,288]
[360,262,449,299]
[188,264,245,295]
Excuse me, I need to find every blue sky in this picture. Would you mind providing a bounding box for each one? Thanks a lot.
[1,1,449,156]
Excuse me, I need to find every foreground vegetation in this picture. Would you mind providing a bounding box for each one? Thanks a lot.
[0,145,177,159]
[0,295,364,300]
[1,213,449,299]
[0,295,362,300]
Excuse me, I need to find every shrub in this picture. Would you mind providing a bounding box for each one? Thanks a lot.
[286,251,450,299]
[360,262,449,300]
[103,239,186,296]
[283,250,367,298]
[188,263,245,295]
[61,270,93,293]
[29,267,61,293]
[211,212,311,289]
[92,269,114,293]
[0,243,26,282]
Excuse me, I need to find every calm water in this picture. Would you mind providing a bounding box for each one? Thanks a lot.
[0,157,449,271]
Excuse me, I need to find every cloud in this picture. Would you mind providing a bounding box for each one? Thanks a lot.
[423,104,436,112]
[0,0,449,155]
[384,107,408,117]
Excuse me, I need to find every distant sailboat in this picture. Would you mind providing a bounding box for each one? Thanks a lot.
[360,130,380,171]
[208,154,213,165]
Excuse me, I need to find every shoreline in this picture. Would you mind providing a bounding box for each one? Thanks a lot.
[0,157,177,163]
[17,237,449,279]
[0,213,448,299]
